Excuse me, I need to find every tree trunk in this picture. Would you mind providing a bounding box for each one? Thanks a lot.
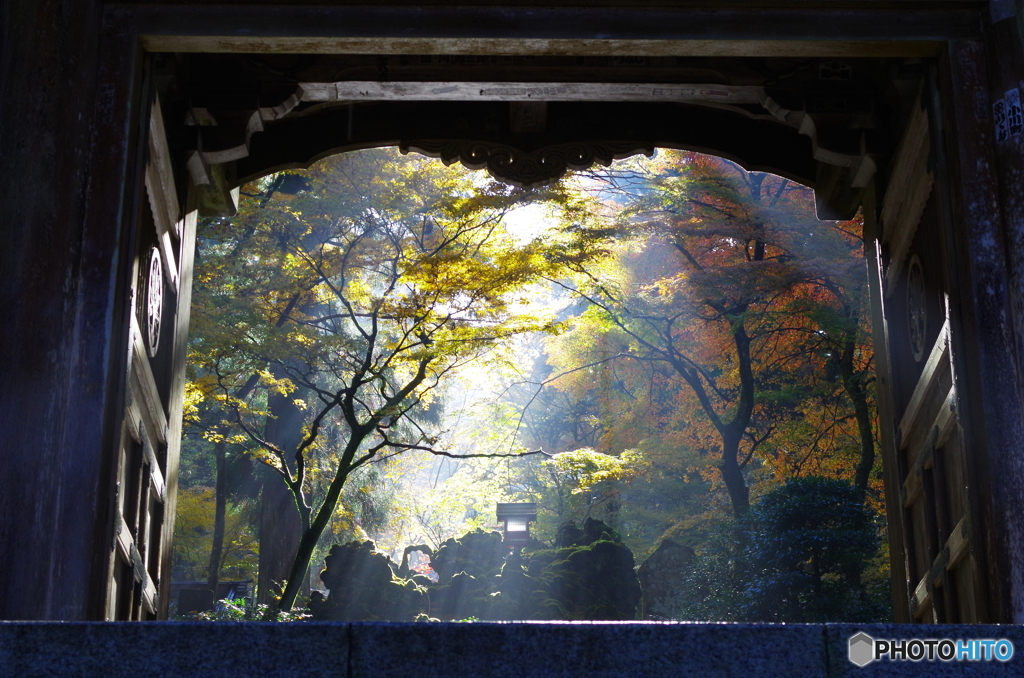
[255,372,309,605]
[277,450,357,611]
[719,431,750,517]
[206,440,227,594]
[278,506,322,612]
[841,342,875,498]
[719,320,755,517]
[256,471,303,604]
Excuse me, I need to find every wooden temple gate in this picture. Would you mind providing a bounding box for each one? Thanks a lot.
[4,0,1024,625]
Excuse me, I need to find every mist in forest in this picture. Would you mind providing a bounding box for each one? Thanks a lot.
[173,147,890,622]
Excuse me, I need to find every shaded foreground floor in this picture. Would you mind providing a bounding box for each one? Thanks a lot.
[1,621,1020,677]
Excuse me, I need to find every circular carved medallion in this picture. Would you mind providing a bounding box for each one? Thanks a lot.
[146,247,163,358]
[907,255,926,362]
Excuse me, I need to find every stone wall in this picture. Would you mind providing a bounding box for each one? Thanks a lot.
[2,622,1022,677]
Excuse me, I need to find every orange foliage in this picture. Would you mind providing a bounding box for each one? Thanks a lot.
[548,152,878,515]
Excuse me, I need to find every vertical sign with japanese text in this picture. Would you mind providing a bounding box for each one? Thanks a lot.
[1005,88,1023,137]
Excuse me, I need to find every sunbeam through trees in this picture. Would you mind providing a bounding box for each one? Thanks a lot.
[174,147,888,621]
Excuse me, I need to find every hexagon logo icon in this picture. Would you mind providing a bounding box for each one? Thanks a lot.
[848,632,875,667]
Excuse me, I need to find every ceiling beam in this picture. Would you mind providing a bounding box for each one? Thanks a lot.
[299,82,766,103]
[104,4,981,56]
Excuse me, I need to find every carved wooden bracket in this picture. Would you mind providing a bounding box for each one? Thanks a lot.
[185,86,304,188]
[400,139,655,189]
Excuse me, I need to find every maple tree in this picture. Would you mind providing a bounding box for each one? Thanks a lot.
[186,148,588,610]
[544,151,877,516]
[178,147,883,621]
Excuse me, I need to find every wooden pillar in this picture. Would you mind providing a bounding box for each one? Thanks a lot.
[0,0,142,620]
[78,31,148,621]
[982,4,1024,624]
[862,182,912,623]
[934,38,1024,623]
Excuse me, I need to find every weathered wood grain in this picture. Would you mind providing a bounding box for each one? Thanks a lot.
[103,3,981,53]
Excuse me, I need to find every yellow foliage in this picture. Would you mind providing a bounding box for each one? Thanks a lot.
[182,381,205,423]
[171,486,258,582]
[544,448,646,494]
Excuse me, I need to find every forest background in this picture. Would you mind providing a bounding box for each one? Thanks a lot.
[172,147,890,621]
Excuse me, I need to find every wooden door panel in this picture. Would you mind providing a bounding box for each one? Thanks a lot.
[105,90,195,620]
[875,89,985,623]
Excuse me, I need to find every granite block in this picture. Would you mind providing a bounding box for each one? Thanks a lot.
[5,620,1023,678]
[349,621,826,678]
[0,622,349,678]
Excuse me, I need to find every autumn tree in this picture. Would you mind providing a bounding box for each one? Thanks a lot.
[549,152,875,516]
[188,149,585,610]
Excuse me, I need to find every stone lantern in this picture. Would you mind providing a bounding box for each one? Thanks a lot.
[496,503,537,548]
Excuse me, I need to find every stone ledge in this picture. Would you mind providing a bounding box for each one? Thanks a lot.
[0,622,1020,677]
[351,621,822,678]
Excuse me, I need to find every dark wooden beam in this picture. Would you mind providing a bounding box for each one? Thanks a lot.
[976,11,1024,623]
[299,81,765,103]
[103,3,983,56]
[234,100,817,186]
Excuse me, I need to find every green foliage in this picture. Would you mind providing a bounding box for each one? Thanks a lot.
[664,477,889,622]
[381,453,528,553]
[171,597,310,622]
[185,148,592,610]
[743,476,888,622]
[171,486,258,582]
[544,448,642,495]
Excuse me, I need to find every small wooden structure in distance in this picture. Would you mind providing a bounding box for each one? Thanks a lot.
[496,503,537,548]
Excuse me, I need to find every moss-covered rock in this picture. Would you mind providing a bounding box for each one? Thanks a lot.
[527,531,641,620]
[311,519,642,621]
[430,529,507,583]
[637,539,695,619]
[429,571,488,619]
[310,541,426,621]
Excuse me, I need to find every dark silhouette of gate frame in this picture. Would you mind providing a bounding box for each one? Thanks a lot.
[5,0,1024,625]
